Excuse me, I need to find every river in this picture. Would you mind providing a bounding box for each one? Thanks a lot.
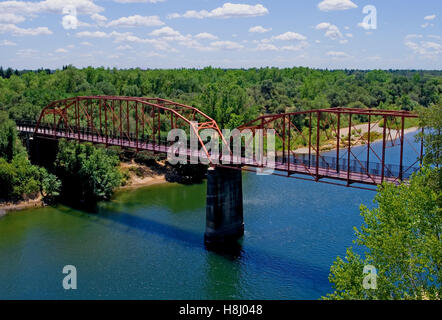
[0,131,422,299]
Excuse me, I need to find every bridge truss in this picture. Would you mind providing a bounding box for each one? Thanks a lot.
[17,96,423,191]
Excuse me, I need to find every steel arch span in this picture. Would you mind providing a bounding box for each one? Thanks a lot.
[16,96,423,191]
[31,96,230,162]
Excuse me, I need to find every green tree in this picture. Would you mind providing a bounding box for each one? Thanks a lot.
[419,103,441,167]
[323,167,441,300]
[55,140,123,203]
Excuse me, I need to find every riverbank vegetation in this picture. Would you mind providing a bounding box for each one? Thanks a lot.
[0,66,440,208]
[324,103,441,300]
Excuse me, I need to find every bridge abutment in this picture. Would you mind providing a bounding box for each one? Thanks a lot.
[204,166,244,248]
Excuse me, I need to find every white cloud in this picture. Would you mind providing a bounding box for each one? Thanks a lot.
[91,13,107,26]
[0,0,104,16]
[273,32,307,41]
[249,25,272,33]
[55,48,68,53]
[405,35,442,57]
[80,41,93,46]
[326,51,350,58]
[315,22,343,40]
[424,14,436,21]
[195,32,218,40]
[0,39,17,46]
[318,0,357,11]
[421,22,434,29]
[0,13,25,24]
[116,45,133,50]
[255,43,279,51]
[16,48,38,57]
[107,15,164,27]
[345,33,353,38]
[149,26,180,37]
[210,40,244,50]
[169,3,269,19]
[114,0,165,3]
[0,24,52,36]
[76,30,109,38]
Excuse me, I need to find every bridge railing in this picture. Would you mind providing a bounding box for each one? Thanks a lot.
[275,153,420,180]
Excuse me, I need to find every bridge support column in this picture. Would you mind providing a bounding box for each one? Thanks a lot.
[204,166,244,247]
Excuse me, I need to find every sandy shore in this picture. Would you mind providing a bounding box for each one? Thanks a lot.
[0,196,44,215]
[118,161,168,190]
[291,125,419,155]
[0,162,169,214]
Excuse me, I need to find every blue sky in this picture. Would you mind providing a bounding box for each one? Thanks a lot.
[0,0,441,69]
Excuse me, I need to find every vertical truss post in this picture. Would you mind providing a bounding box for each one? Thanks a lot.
[336,111,340,173]
[381,116,387,183]
[76,98,80,141]
[99,98,102,136]
[112,100,116,139]
[316,111,321,180]
[53,106,56,138]
[399,115,405,181]
[90,99,94,141]
[347,113,352,186]
[367,113,371,174]
[119,100,122,146]
[135,101,139,151]
[158,108,161,147]
[282,115,286,164]
[126,100,130,141]
[104,99,108,146]
[309,113,312,168]
[288,115,291,174]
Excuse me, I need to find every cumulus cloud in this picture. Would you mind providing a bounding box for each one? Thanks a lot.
[55,48,68,53]
[210,40,244,50]
[255,42,309,52]
[107,15,164,27]
[424,14,436,20]
[168,3,269,19]
[0,13,25,24]
[114,0,165,3]
[0,23,52,36]
[272,31,307,41]
[91,13,107,26]
[315,22,344,41]
[0,39,17,46]
[317,0,357,12]
[194,32,218,40]
[149,26,180,37]
[249,25,272,33]
[0,0,104,16]
[405,35,442,57]
[326,51,350,58]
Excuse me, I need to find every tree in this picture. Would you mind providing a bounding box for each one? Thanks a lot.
[324,105,441,300]
[419,103,441,167]
[0,111,20,161]
[323,167,441,300]
[55,140,123,203]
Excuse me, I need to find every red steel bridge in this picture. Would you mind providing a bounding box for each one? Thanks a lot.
[17,96,423,191]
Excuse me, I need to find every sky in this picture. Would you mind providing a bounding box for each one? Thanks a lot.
[0,0,441,70]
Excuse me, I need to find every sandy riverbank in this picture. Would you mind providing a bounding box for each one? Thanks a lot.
[0,161,170,214]
[0,196,45,216]
[119,161,168,190]
[291,124,419,155]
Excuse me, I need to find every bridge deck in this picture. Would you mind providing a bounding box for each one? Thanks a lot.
[18,125,414,188]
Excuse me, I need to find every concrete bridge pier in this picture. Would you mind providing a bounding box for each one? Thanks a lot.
[204,166,244,248]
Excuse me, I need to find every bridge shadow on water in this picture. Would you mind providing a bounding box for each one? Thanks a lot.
[57,204,330,291]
